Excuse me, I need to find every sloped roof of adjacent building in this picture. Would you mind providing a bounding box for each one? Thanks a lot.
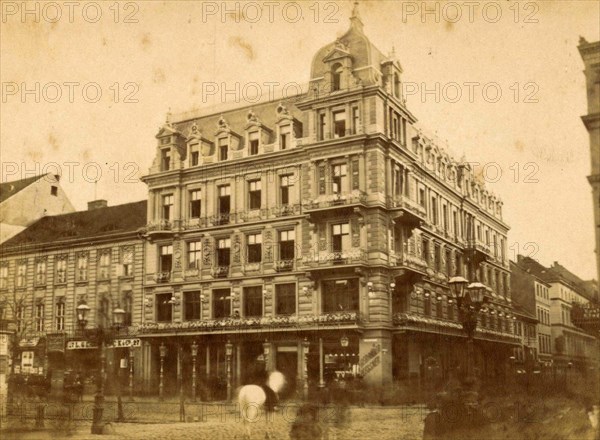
[516,255,597,302]
[1,200,147,249]
[0,174,47,203]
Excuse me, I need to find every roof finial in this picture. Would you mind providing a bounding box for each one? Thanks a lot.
[350,1,363,31]
[165,107,172,125]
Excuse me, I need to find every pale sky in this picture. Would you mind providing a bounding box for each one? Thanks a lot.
[1,1,599,279]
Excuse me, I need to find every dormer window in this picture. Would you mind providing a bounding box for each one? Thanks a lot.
[333,110,346,138]
[190,150,199,166]
[249,131,259,155]
[332,63,343,91]
[161,149,171,171]
[280,125,290,150]
[394,73,401,99]
[218,138,228,161]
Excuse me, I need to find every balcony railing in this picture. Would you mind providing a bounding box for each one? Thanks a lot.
[387,195,427,224]
[390,251,428,271]
[139,311,362,334]
[156,272,171,283]
[212,266,229,278]
[145,220,172,232]
[304,249,367,267]
[211,213,232,226]
[242,262,262,273]
[270,204,302,217]
[181,217,210,230]
[275,259,295,272]
[303,191,367,211]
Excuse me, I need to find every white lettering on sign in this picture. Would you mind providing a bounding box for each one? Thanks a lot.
[67,339,141,350]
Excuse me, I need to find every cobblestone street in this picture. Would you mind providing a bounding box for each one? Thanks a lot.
[1,406,426,440]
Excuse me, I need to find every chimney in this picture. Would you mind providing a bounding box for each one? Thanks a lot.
[88,200,108,210]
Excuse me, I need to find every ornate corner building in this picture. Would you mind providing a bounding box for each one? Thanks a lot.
[137,6,518,399]
[578,38,600,286]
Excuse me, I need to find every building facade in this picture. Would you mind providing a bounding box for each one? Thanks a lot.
[578,38,600,286]
[138,7,517,399]
[0,200,146,395]
[514,256,598,373]
[0,173,75,243]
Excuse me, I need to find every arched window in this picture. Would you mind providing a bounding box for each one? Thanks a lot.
[332,63,343,91]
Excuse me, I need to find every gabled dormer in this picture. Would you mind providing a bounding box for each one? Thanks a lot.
[244,109,272,157]
[153,114,185,173]
[186,122,214,167]
[322,39,354,93]
[381,48,404,103]
[275,103,302,152]
[215,115,242,161]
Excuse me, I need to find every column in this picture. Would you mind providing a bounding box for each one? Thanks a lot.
[318,338,325,388]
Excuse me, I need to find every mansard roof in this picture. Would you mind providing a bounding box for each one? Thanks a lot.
[1,200,147,250]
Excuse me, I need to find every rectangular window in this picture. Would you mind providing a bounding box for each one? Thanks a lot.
[280,175,292,205]
[99,251,111,279]
[161,149,171,171]
[275,283,296,315]
[190,190,201,218]
[35,260,46,285]
[219,138,228,161]
[190,151,199,166]
[332,223,350,253]
[122,247,133,277]
[431,195,438,225]
[184,291,202,321]
[76,254,88,282]
[188,241,202,269]
[419,188,426,209]
[322,278,359,312]
[453,211,459,236]
[55,301,65,331]
[279,230,295,260]
[156,293,172,322]
[217,238,231,266]
[213,288,231,319]
[445,249,451,276]
[393,166,403,197]
[16,261,26,287]
[159,245,173,273]
[243,286,263,317]
[55,257,67,284]
[35,303,44,332]
[51,186,58,196]
[248,180,262,210]
[247,233,262,263]
[352,106,360,134]
[332,164,347,195]
[434,245,441,272]
[318,112,326,140]
[162,194,173,221]
[249,131,259,155]
[333,111,346,138]
[422,238,430,264]
[0,265,8,289]
[280,125,290,150]
[442,204,448,231]
[218,185,231,224]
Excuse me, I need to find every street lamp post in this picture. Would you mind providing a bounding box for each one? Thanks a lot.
[159,343,167,401]
[448,277,489,398]
[129,349,134,401]
[191,341,198,402]
[301,338,310,399]
[225,340,233,401]
[76,300,125,435]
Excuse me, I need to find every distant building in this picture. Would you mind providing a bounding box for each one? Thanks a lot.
[514,256,598,372]
[0,173,75,243]
[578,37,600,286]
[0,200,146,393]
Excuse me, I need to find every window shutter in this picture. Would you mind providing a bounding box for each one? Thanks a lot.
[318,164,326,195]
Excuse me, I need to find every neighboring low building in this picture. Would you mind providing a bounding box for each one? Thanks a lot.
[511,302,538,375]
[0,200,146,394]
[0,173,75,243]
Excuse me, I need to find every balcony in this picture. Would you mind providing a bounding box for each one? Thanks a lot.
[275,259,295,272]
[143,220,173,239]
[304,249,367,272]
[156,272,171,284]
[138,311,363,335]
[303,192,367,222]
[465,239,492,264]
[242,263,262,274]
[270,204,302,217]
[211,213,232,226]
[238,209,268,222]
[387,196,427,228]
[390,251,428,280]
[212,266,229,278]
[181,217,209,231]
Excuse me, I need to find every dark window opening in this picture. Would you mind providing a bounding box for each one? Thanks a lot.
[333,111,346,138]
[248,180,261,210]
[156,293,172,322]
[247,234,262,263]
[243,286,263,317]
[184,291,201,321]
[276,283,296,315]
[51,186,58,196]
[213,289,231,319]
[322,278,359,312]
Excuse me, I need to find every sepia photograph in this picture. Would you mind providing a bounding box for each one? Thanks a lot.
[0,0,599,439]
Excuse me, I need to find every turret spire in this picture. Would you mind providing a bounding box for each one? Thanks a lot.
[350,1,364,32]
